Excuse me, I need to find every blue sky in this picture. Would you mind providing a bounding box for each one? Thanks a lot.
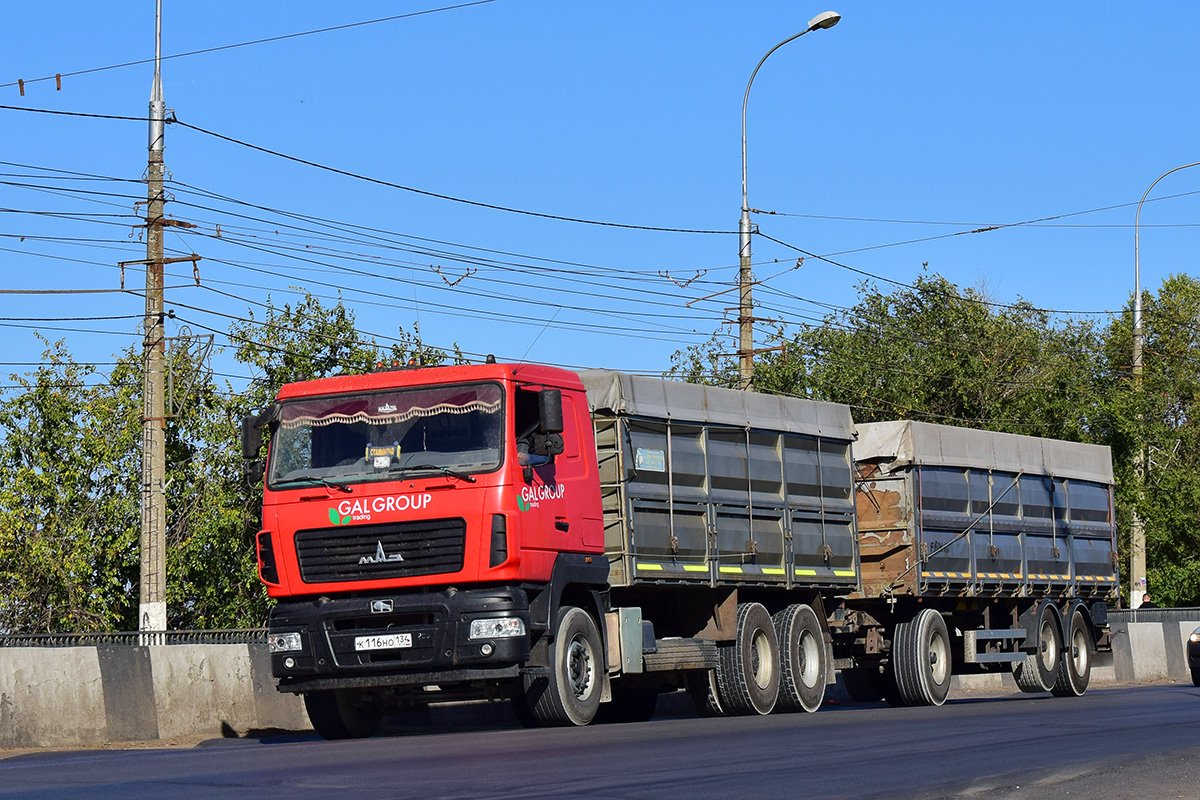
[2,1,1198,390]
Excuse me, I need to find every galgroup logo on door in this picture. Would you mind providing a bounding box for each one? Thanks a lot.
[328,493,434,525]
[517,483,566,511]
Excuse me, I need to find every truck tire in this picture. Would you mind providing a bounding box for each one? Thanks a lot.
[773,604,826,713]
[686,670,727,717]
[1051,608,1092,697]
[1192,668,1200,688]
[1013,602,1061,693]
[303,689,383,740]
[594,684,658,724]
[523,605,603,726]
[892,608,951,707]
[715,602,780,715]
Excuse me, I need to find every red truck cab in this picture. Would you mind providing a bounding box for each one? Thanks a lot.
[249,363,608,732]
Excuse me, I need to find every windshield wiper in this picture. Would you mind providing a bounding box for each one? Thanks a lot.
[390,464,478,484]
[275,475,353,493]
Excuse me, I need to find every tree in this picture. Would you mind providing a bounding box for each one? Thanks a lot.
[1100,274,1200,606]
[0,340,141,632]
[0,294,452,632]
[672,272,1104,441]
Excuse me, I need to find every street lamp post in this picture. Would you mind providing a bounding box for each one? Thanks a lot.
[1130,160,1200,608]
[738,10,841,391]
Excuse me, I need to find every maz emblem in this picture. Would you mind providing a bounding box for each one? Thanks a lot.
[370,599,394,614]
[360,541,405,565]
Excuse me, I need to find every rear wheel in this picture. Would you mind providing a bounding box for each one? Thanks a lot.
[1013,602,1062,693]
[1051,608,1092,697]
[522,605,603,726]
[303,689,383,740]
[892,609,952,707]
[715,602,780,715]
[773,604,827,713]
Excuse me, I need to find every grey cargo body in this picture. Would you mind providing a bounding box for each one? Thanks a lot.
[578,370,859,589]
[853,420,1119,599]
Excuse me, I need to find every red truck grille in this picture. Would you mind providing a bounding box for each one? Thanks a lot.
[293,518,466,583]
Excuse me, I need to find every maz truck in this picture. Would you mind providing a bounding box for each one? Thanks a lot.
[242,363,1117,738]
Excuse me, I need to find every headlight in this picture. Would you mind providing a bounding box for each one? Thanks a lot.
[1190,631,1200,644]
[469,617,526,640]
[268,631,303,653]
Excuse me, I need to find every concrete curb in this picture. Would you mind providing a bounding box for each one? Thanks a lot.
[2,611,1197,747]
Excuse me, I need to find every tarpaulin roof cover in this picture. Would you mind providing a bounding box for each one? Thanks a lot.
[578,370,855,441]
[854,419,1113,484]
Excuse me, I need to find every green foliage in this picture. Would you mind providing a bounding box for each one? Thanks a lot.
[0,294,451,633]
[1099,274,1200,606]
[0,340,141,632]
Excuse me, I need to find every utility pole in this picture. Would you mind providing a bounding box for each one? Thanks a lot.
[139,0,167,633]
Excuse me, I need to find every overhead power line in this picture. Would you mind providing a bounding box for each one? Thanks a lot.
[1,1,502,92]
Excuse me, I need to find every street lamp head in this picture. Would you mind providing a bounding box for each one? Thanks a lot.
[808,11,841,31]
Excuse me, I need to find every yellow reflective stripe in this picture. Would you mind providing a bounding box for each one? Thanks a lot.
[637,563,663,571]
[762,567,786,575]
[921,571,932,577]
[834,570,856,577]
[719,566,744,574]
[796,568,818,576]
[682,564,708,572]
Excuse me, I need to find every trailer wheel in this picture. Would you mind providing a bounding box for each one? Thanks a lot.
[716,602,780,715]
[303,689,383,740]
[686,670,727,717]
[773,604,826,713]
[594,684,659,724]
[1013,602,1061,693]
[1051,608,1092,697]
[523,605,603,726]
[892,609,951,707]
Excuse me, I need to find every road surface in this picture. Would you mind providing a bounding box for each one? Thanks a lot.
[2,683,1197,799]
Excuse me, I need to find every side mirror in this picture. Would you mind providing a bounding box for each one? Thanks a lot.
[240,414,263,460]
[243,459,266,484]
[539,388,563,434]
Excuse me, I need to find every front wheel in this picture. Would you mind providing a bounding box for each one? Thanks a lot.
[303,689,383,740]
[892,608,952,707]
[522,605,603,726]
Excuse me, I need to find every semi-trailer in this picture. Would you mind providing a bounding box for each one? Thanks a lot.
[243,364,1117,738]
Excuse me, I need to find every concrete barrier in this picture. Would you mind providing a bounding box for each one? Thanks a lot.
[2,609,1198,748]
[0,643,308,748]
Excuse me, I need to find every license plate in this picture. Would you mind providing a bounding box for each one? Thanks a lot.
[354,633,412,651]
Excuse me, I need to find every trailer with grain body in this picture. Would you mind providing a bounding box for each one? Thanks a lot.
[842,420,1117,705]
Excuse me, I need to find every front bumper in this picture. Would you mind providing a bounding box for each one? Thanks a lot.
[269,586,531,692]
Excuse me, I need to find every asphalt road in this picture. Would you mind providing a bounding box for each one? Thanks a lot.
[2,684,1198,800]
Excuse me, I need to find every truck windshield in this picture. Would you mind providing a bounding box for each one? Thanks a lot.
[268,382,503,488]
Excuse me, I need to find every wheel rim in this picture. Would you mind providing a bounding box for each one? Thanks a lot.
[568,634,595,700]
[798,629,822,689]
[1071,626,1089,676]
[1039,620,1058,671]
[751,628,775,690]
[928,628,950,686]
